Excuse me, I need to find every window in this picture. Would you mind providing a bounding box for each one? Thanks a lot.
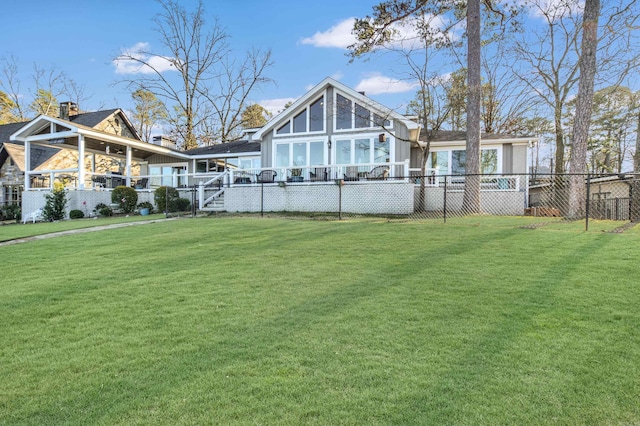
[276,144,290,167]
[274,140,327,168]
[277,121,290,135]
[452,150,466,175]
[150,165,187,188]
[481,149,498,174]
[293,110,307,133]
[430,148,500,175]
[373,113,391,128]
[309,96,324,132]
[335,139,351,164]
[334,136,391,164]
[355,103,370,128]
[336,94,352,129]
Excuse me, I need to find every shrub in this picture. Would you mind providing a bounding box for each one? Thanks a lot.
[154,186,179,213]
[69,209,84,219]
[112,186,138,214]
[176,197,191,212]
[3,204,21,221]
[94,203,113,217]
[43,183,68,221]
[137,201,154,213]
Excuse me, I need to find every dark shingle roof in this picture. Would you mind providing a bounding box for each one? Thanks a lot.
[185,140,261,156]
[69,109,119,128]
[422,130,535,142]
[0,121,30,143]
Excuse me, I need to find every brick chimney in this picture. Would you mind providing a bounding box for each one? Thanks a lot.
[59,102,79,120]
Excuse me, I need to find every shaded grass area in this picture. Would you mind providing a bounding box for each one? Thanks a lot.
[1,217,639,424]
[0,214,167,242]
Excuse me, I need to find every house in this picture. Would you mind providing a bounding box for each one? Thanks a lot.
[7,78,535,219]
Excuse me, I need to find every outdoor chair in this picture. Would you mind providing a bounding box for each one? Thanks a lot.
[23,208,43,224]
[256,169,277,183]
[310,167,328,182]
[367,165,390,180]
[92,175,106,189]
[343,166,359,181]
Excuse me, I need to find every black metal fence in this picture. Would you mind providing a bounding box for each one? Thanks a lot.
[199,172,640,230]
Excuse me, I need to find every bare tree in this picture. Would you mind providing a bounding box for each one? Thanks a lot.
[199,48,273,142]
[114,0,272,149]
[0,55,27,121]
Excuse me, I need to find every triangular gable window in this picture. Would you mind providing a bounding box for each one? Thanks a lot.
[275,95,325,136]
[335,93,392,130]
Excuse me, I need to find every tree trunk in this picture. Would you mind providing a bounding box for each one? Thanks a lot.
[463,0,482,214]
[568,0,600,219]
[630,109,640,221]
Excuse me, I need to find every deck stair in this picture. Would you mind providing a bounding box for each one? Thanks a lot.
[198,172,227,212]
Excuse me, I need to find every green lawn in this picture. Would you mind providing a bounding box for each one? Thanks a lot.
[1,217,639,424]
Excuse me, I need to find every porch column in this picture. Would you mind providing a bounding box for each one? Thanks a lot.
[24,140,31,190]
[125,146,132,187]
[78,134,86,189]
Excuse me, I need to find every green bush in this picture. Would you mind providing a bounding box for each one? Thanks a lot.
[94,203,113,217]
[43,184,68,221]
[112,186,138,214]
[176,197,191,212]
[154,186,179,213]
[3,204,21,221]
[69,209,84,219]
[137,201,154,213]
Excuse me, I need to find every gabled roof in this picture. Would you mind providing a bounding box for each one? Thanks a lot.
[185,140,260,157]
[1,142,60,171]
[0,121,30,143]
[10,114,189,161]
[252,77,420,141]
[69,109,120,127]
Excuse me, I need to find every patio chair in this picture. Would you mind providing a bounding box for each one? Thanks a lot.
[92,175,106,189]
[343,166,359,181]
[367,165,390,180]
[310,167,328,182]
[23,208,44,224]
[256,169,277,183]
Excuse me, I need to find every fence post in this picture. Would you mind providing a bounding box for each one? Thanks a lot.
[191,184,196,217]
[585,172,591,231]
[443,175,448,224]
[261,182,264,218]
[338,180,342,220]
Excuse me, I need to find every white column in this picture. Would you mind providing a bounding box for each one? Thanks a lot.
[24,140,31,190]
[78,134,86,189]
[125,146,132,187]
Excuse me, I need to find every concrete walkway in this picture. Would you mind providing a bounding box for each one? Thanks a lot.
[0,218,176,247]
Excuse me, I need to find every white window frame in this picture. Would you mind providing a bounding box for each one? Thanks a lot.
[428,145,503,174]
[274,93,326,137]
[273,137,329,167]
[333,92,394,133]
[332,133,395,165]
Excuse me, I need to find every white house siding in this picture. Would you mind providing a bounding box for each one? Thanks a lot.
[225,182,414,215]
[22,190,155,219]
[417,187,526,216]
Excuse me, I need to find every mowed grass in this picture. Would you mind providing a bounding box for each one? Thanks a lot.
[0,214,168,242]
[1,217,639,424]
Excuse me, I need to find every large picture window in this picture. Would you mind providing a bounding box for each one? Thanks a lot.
[428,148,500,175]
[275,140,327,167]
[334,136,391,164]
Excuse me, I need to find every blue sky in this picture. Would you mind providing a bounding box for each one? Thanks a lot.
[3,0,423,115]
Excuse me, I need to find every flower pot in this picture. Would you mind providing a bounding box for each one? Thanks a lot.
[140,208,150,216]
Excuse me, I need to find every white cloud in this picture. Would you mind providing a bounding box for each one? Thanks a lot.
[525,0,584,18]
[355,73,419,95]
[259,97,297,115]
[113,42,176,75]
[300,18,357,49]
